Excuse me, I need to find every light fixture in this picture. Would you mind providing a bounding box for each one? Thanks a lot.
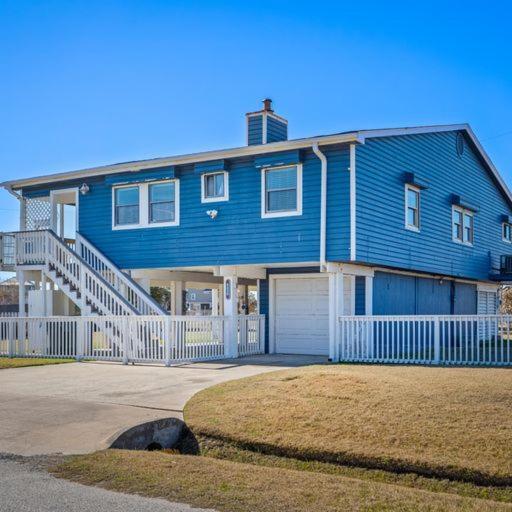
[206,209,218,219]
[79,183,90,195]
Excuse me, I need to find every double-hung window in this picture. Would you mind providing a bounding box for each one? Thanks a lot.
[405,184,420,231]
[149,182,175,223]
[114,186,140,227]
[261,164,302,218]
[452,206,473,245]
[503,222,512,243]
[201,172,228,202]
[113,180,179,229]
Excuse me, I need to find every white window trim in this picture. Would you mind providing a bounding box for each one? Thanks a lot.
[112,179,180,230]
[261,164,303,219]
[404,184,420,232]
[452,205,474,246]
[201,171,229,203]
[502,222,512,243]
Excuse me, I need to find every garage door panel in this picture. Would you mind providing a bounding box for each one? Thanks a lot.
[274,277,329,356]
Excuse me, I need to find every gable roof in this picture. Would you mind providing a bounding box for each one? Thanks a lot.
[2,123,510,206]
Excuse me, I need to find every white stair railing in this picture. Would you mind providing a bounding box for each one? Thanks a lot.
[13,230,137,316]
[75,233,167,316]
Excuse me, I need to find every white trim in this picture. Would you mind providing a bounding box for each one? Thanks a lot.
[112,179,180,230]
[452,205,474,246]
[246,110,289,125]
[477,282,500,293]
[201,171,229,203]
[404,183,421,232]
[349,144,356,260]
[262,112,268,144]
[49,188,79,236]
[502,222,512,243]
[261,164,303,219]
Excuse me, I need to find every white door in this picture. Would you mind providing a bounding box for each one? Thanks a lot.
[274,276,329,355]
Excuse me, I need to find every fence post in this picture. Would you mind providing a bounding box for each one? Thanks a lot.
[434,318,440,364]
[8,320,14,358]
[122,317,129,365]
[259,315,265,353]
[76,317,84,362]
[164,316,172,367]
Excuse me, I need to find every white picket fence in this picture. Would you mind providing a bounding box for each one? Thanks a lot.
[338,315,512,366]
[0,314,265,364]
[0,312,17,318]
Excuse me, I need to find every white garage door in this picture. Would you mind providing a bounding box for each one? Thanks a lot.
[274,277,329,355]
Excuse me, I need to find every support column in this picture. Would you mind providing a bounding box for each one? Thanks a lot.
[17,270,26,317]
[171,281,184,316]
[328,270,344,362]
[41,273,48,317]
[365,275,373,316]
[211,288,219,316]
[223,275,239,358]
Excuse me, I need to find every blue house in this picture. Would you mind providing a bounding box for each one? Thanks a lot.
[1,99,511,358]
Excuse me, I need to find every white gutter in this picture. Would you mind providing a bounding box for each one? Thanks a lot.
[1,132,360,190]
[349,143,356,261]
[312,144,327,271]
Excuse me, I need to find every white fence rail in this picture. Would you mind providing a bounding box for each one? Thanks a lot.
[0,314,265,364]
[338,315,512,366]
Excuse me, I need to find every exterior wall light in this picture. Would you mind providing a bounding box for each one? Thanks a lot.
[206,209,218,219]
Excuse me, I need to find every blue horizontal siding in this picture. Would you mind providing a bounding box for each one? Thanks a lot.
[247,115,263,145]
[373,271,477,315]
[266,116,287,143]
[355,276,365,315]
[356,131,512,280]
[22,146,351,268]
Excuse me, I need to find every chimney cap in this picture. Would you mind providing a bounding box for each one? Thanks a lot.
[262,98,273,111]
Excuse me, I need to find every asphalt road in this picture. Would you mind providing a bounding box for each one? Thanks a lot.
[0,455,214,512]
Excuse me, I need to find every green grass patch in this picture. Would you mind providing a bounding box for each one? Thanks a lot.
[0,357,75,369]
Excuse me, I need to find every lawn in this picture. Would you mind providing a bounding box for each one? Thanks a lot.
[52,450,511,512]
[185,364,512,485]
[0,357,75,369]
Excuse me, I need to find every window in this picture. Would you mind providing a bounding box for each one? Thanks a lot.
[261,164,302,218]
[452,206,473,245]
[405,185,420,231]
[503,222,512,243]
[201,172,228,202]
[112,180,179,229]
[149,182,175,223]
[114,186,140,226]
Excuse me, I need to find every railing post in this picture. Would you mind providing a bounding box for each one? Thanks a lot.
[76,317,84,361]
[8,320,15,358]
[122,316,129,365]
[434,317,440,364]
[164,316,172,367]
[259,315,265,353]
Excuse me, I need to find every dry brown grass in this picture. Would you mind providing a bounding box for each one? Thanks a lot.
[0,357,74,369]
[185,365,512,484]
[52,450,512,512]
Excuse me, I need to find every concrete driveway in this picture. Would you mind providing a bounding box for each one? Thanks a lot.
[0,355,324,456]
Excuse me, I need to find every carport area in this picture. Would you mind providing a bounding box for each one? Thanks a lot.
[0,355,325,456]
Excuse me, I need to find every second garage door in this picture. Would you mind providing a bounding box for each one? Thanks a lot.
[274,276,329,355]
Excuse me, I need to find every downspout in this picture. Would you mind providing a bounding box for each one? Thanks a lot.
[312,144,327,271]
[6,185,25,230]
[349,143,356,261]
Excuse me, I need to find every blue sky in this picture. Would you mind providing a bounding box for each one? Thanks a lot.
[0,0,511,236]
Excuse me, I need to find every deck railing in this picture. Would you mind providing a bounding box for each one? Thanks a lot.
[0,314,265,364]
[338,315,512,366]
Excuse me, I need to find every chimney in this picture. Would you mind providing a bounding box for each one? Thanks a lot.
[246,99,288,145]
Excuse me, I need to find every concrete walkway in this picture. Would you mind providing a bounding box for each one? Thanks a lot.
[0,354,325,455]
[0,455,214,512]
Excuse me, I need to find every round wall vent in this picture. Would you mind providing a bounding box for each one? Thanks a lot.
[456,132,465,157]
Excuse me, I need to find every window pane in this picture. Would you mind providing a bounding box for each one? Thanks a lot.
[407,208,417,227]
[214,174,224,196]
[116,205,139,225]
[149,182,175,223]
[149,182,173,203]
[150,202,174,223]
[407,189,418,209]
[115,187,139,207]
[267,189,297,212]
[266,167,296,190]
[206,175,215,197]
[464,213,473,243]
